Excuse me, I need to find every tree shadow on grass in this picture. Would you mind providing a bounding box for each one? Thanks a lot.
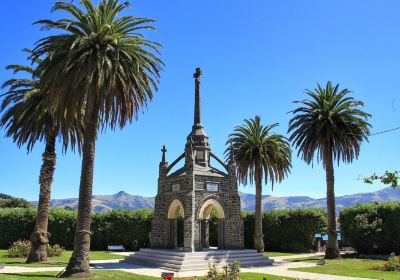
[287,257,322,262]
[3,261,66,267]
[1,273,55,278]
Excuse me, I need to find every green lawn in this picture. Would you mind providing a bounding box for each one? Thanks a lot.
[287,255,400,280]
[238,272,296,279]
[264,251,301,257]
[0,270,157,280]
[0,271,296,280]
[0,250,123,267]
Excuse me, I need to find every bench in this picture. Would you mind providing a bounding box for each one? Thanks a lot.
[107,245,125,252]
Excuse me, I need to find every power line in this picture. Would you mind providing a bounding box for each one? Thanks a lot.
[371,126,400,136]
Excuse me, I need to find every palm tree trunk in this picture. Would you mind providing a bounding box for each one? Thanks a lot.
[324,147,340,259]
[26,130,57,263]
[254,167,264,253]
[61,107,98,277]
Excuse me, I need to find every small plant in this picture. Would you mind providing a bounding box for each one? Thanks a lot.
[7,240,31,258]
[374,253,400,272]
[46,243,64,257]
[205,261,240,280]
[7,240,64,258]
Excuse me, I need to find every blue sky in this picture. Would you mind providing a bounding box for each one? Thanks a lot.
[0,0,399,201]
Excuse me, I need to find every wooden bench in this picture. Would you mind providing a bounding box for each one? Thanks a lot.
[107,245,125,252]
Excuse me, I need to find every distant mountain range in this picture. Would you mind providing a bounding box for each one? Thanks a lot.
[37,187,400,212]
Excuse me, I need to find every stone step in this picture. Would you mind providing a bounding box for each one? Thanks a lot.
[126,256,272,271]
[130,251,269,262]
[139,248,260,256]
[123,248,273,272]
[127,253,269,264]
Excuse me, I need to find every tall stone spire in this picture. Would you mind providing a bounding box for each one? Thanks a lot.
[185,67,210,168]
[193,67,202,130]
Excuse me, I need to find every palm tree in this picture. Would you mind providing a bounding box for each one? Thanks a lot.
[288,81,371,259]
[0,51,81,263]
[226,116,291,253]
[31,0,163,276]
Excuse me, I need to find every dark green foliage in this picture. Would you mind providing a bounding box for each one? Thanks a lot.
[339,202,400,255]
[0,208,152,251]
[364,171,399,189]
[0,207,326,252]
[0,193,13,199]
[0,197,33,208]
[242,208,327,252]
[47,208,77,249]
[91,209,152,251]
[0,208,36,248]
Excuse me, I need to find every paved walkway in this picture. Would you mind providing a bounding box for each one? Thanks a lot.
[0,252,374,280]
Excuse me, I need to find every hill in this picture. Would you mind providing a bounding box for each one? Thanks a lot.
[37,187,400,212]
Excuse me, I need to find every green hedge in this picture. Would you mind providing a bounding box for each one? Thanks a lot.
[339,201,400,255]
[0,208,152,250]
[0,207,326,252]
[243,208,327,252]
[91,209,152,251]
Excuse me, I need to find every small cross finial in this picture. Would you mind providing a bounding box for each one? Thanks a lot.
[161,145,167,163]
[193,67,202,80]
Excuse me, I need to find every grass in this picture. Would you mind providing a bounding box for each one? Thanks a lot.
[0,270,157,280]
[238,272,296,279]
[0,271,296,280]
[264,251,301,257]
[287,255,400,280]
[0,250,123,267]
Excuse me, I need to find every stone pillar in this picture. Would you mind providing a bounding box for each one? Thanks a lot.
[218,219,225,249]
[184,217,194,252]
[200,219,210,249]
[183,189,195,252]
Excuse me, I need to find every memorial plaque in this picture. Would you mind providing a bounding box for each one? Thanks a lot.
[172,184,180,192]
[206,182,219,192]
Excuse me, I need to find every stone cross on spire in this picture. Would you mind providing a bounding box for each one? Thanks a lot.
[161,145,167,164]
[193,67,202,129]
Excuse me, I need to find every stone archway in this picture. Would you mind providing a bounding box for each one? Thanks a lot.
[167,199,184,249]
[198,199,225,250]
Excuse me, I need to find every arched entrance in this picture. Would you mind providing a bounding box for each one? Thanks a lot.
[167,199,184,249]
[198,199,225,250]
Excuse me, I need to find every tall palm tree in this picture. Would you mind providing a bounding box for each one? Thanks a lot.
[226,116,291,253]
[288,81,371,259]
[0,51,81,263]
[32,0,163,276]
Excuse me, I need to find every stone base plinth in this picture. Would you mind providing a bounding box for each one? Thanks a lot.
[123,248,273,272]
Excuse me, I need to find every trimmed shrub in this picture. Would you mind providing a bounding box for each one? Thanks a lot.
[0,208,152,251]
[0,208,36,248]
[48,208,76,249]
[91,208,152,251]
[0,207,325,252]
[339,201,400,255]
[243,208,327,252]
[0,197,33,208]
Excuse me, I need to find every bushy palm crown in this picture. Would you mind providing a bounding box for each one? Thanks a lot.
[32,0,163,129]
[288,82,371,166]
[0,51,80,152]
[226,116,292,189]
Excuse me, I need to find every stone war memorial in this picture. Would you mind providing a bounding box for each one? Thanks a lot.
[125,68,272,271]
